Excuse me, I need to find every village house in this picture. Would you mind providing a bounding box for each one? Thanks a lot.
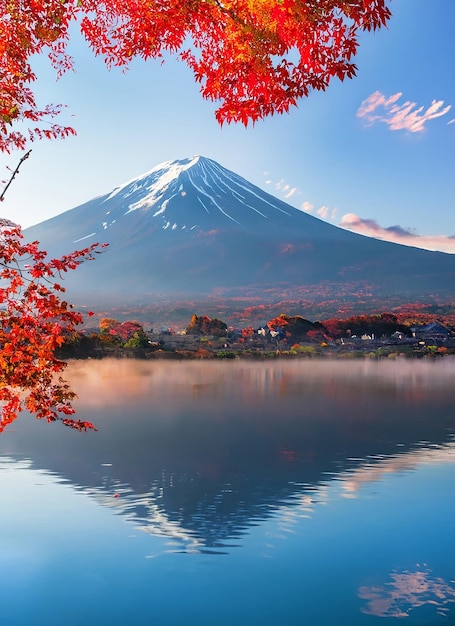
[410,322,454,345]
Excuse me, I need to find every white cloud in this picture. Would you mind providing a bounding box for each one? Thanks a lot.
[317,205,330,219]
[284,187,298,199]
[339,213,455,254]
[357,91,452,132]
[300,201,338,222]
[300,201,314,213]
[262,175,335,221]
[264,175,303,203]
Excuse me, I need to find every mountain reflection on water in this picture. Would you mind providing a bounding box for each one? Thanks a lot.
[1,358,455,554]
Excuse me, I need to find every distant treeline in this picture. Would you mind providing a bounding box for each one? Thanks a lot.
[56,311,455,360]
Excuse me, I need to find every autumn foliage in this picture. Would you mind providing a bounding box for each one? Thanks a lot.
[320,313,411,340]
[185,314,227,337]
[0,0,391,151]
[267,313,322,341]
[0,219,104,432]
[99,317,149,347]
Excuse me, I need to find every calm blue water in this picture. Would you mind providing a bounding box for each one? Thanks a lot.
[1,358,454,625]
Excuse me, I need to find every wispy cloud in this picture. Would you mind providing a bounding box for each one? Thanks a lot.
[339,213,455,254]
[284,187,298,199]
[302,202,337,221]
[357,91,452,132]
[264,176,303,204]
[316,206,337,221]
[300,201,314,213]
[264,177,337,223]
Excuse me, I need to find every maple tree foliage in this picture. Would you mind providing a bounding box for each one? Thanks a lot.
[0,0,391,151]
[0,150,105,430]
[0,216,105,432]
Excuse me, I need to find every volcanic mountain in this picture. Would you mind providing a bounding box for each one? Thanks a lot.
[25,155,455,304]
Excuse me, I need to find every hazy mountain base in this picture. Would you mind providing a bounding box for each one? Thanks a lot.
[77,285,455,331]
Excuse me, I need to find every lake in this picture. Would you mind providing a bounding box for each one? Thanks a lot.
[1,358,454,625]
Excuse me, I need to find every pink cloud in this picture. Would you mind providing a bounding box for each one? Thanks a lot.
[357,91,452,132]
[300,201,314,213]
[339,213,455,254]
[317,205,330,219]
[359,566,455,619]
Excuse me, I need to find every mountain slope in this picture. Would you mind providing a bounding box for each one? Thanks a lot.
[25,155,455,304]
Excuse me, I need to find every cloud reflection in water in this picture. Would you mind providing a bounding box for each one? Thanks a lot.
[359,565,455,619]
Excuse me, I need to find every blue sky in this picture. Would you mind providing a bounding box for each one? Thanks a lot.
[1,0,454,253]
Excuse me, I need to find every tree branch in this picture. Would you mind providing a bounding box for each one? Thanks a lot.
[0,149,32,203]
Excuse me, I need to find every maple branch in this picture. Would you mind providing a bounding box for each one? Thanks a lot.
[212,0,239,22]
[0,149,32,202]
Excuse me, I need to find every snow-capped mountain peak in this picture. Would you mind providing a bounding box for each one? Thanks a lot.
[105,156,201,206]
[24,156,455,304]
[95,155,293,233]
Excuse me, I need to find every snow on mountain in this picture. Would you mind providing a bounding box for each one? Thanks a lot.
[59,155,315,245]
[24,156,455,304]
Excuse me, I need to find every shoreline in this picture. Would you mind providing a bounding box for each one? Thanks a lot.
[57,341,455,361]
